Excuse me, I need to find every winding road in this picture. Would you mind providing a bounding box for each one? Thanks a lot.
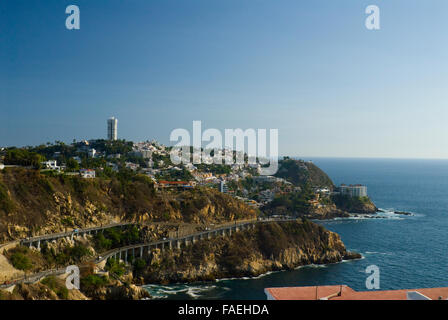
[0,217,294,289]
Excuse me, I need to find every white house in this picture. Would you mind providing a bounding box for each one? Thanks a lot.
[41,160,60,171]
[80,169,96,179]
[88,148,96,158]
[340,184,367,198]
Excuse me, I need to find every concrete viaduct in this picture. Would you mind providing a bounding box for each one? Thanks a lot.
[20,222,135,250]
[1,218,293,288]
[97,221,260,264]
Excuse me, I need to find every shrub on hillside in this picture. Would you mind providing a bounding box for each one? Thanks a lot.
[41,276,69,299]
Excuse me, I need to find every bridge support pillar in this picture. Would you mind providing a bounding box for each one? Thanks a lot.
[140,246,143,258]
[125,250,128,262]
[37,240,40,250]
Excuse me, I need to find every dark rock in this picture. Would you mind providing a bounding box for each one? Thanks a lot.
[343,251,362,260]
[394,211,412,216]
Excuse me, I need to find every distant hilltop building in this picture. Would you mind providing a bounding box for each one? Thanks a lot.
[107,117,118,140]
[340,184,367,198]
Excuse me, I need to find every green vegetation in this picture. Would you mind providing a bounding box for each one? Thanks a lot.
[8,246,33,271]
[6,243,91,272]
[155,167,193,181]
[6,245,53,272]
[88,139,133,156]
[94,226,141,252]
[275,158,334,188]
[41,244,91,267]
[331,194,375,213]
[29,139,133,163]
[41,276,69,299]
[61,217,74,229]
[0,180,15,214]
[66,158,80,172]
[105,258,127,277]
[132,258,147,274]
[264,184,314,216]
[80,274,109,292]
[4,148,45,169]
[30,141,78,164]
[195,163,231,175]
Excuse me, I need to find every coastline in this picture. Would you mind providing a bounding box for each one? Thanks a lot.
[141,254,364,299]
[311,208,415,222]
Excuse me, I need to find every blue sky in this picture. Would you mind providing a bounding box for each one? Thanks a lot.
[1,0,448,158]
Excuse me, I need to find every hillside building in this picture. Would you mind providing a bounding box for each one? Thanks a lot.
[339,184,367,198]
[107,117,118,141]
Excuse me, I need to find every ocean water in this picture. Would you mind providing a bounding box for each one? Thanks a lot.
[144,158,448,299]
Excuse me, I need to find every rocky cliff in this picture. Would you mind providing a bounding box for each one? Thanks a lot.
[308,204,350,219]
[0,168,257,242]
[137,220,360,284]
[0,274,150,300]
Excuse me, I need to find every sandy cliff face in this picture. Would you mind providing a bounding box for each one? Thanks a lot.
[82,278,150,300]
[0,168,256,242]
[139,221,361,284]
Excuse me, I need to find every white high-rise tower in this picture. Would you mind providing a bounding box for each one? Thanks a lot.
[107,117,118,140]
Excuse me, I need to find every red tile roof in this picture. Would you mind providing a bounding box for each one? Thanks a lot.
[265,285,448,300]
[158,181,189,184]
